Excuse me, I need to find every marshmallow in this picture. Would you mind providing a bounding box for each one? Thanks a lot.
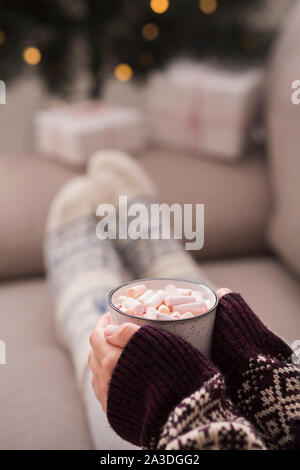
[178,288,192,296]
[158,304,170,314]
[204,299,213,309]
[171,312,181,319]
[119,305,130,314]
[156,312,172,321]
[192,290,204,302]
[175,302,206,314]
[126,284,147,298]
[165,284,179,295]
[137,289,154,304]
[165,295,197,307]
[123,297,144,316]
[146,306,158,315]
[180,312,194,319]
[144,307,158,319]
[144,290,165,308]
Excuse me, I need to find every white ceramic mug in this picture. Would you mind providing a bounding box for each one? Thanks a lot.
[108,278,218,358]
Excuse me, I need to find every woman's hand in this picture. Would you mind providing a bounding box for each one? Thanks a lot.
[216,287,232,298]
[89,313,140,412]
[89,288,232,412]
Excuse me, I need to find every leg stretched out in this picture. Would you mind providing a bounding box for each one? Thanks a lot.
[44,150,217,449]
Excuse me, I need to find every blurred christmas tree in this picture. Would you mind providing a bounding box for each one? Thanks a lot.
[0,0,274,96]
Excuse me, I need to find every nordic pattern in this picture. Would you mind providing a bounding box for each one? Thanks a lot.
[45,215,122,296]
[152,374,266,450]
[44,214,123,386]
[235,355,300,450]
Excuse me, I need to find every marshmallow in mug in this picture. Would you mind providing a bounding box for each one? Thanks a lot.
[115,283,213,320]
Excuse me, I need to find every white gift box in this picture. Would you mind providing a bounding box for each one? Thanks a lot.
[35,101,146,167]
[146,61,263,160]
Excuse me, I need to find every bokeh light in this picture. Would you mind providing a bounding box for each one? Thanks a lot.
[199,0,218,15]
[22,46,41,65]
[150,0,169,15]
[0,30,6,45]
[142,23,159,41]
[114,63,133,82]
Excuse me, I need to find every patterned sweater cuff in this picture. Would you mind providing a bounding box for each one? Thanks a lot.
[107,325,218,447]
[212,293,293,381]
[211,293,299,450]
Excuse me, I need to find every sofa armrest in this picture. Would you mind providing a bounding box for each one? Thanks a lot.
[0,154,76,279]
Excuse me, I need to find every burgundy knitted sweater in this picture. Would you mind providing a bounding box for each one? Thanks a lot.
[107,293,300,450]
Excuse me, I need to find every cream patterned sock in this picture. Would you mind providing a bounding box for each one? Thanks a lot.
[88,150,213,287]
[44,176,125,390]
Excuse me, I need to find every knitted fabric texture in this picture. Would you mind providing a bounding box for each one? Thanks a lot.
[113,195,213,286]
[45,215,124,389]
[212,293,300,450]
[107,325,265,449]
[155,374,265,450]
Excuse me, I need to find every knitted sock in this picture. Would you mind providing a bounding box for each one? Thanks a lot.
[44,176,124,390]
[212,293,300,450]
[88,150,212,287]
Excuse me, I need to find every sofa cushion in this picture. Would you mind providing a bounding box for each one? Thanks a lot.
[139,147,269,259]
[0,154,75,279]
[0,278,92,449]
[202,256,300,344]
[0,148,269,280]
[267,1,300,276]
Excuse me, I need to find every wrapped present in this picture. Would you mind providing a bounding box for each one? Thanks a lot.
[146,61,263,160]
[35,101,146,167]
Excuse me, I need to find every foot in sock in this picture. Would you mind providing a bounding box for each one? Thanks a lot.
[87,150,213,286]
[212,292,300,450]
[44,175,125,389]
